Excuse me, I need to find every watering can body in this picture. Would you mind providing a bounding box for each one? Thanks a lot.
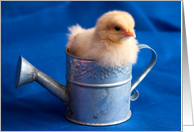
[65,53,133,126]
[15,44,157,126]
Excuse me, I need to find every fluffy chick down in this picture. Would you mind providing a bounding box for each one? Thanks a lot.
[66,10,139,68]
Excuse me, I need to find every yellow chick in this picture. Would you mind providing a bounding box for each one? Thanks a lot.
[66,10,139,68]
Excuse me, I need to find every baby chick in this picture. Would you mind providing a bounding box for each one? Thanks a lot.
[66,10,139,68]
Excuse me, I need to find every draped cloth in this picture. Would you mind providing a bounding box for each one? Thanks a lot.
[1,1,181,131]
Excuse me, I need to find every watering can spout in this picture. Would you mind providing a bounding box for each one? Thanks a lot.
[15,55,69,104]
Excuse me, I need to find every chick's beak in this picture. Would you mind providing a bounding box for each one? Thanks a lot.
[124,29,136,38]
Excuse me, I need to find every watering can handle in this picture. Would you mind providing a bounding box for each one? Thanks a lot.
[130,44,157,101]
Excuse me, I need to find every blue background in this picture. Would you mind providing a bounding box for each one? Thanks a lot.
[1,1,181,131]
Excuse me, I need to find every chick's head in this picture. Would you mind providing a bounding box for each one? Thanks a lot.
[95,10,136,44]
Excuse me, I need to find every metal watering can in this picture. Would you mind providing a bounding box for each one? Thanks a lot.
[15,44,157,126]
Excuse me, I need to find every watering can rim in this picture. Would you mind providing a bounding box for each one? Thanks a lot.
[65,48,96,61]
[15,55,22,88]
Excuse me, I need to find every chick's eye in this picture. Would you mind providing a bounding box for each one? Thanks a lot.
[114,26,120,31]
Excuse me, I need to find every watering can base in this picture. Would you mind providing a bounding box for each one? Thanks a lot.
[65,110,132,126]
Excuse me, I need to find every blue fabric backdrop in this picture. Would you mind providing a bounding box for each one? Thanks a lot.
[1,1,181,131]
